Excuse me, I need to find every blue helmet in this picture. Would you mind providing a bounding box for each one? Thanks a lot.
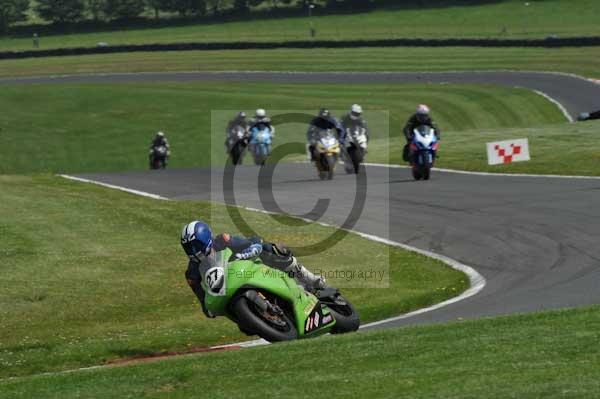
[181,221,213,262]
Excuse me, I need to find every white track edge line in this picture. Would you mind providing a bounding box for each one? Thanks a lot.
[231,205,486,331]
[532,89,574,122]
[50,173,485,368]
[59,174,170,200]
[363,163,600,179]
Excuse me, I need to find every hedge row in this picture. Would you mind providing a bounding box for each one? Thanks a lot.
[2,36,600,60]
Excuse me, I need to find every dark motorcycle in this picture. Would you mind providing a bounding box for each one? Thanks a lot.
[226,125,247,165]
[150,145,168,170]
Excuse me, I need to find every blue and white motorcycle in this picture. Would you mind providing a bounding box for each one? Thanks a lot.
[249,125,273,166]
[409,125,439,181]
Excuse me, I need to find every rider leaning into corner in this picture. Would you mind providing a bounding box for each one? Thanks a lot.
[181,221,326,318]
[306,108,345,162]
[402,104,441,161]
[149,131,171,166]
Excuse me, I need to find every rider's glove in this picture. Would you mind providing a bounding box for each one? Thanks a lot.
[235,243,263,260]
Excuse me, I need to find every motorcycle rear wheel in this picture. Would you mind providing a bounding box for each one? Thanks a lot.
[231,143,244,165]
[322,295,360,334]
[233,295,297,342]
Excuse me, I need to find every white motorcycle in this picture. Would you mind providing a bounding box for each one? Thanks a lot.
[343,126,368,174]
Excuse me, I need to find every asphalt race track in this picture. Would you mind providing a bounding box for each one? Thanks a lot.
[2,70,600,118]
[7,70,600,329]
[74,163,600,330]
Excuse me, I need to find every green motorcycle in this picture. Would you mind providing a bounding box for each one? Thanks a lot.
[202,248,360,342]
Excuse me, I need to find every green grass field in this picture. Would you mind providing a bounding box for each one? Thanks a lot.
[1,46,600,78]
[0,174,467,378]
[0,82,564,174]
[3,305,599,398]
[1,4,599,390]
[2,0,599,52]
[366,120,600,176]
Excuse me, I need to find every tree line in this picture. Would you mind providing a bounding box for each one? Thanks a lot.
[0,0,373,33]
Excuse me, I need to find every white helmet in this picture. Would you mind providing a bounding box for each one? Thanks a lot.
[255,108,266,118]
[350,104,362,120]
[416,104,430,115]
[156,131,165,137]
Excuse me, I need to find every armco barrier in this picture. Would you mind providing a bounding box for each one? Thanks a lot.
[2,37,600,60]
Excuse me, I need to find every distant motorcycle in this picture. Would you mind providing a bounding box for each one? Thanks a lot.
[150,145,168,169]
[343,126,368,174]
[409,125,439,181]
[314,129,341,180]
[226,125,247,165]
[248,125,273,166]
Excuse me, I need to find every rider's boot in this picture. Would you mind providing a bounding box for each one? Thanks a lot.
[287,257,327,292]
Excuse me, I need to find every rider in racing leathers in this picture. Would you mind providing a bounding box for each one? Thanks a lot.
[181,220,326,318]
[340,104,369,170]
[248,108,275,135]
[227,111,248,133]
[149,131,171,167]
[341,104,369,142]
[225,111,249,151]
[306,108,345,162]
[402,104,441,161]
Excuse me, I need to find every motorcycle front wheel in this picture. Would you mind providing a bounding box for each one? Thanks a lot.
[348,146,363,174]
[421,152,432,180]
[326,155,336,180]
[233,293,297,342]
[231,143,244,165]
[423,164,431,180]
[412,166,422,180]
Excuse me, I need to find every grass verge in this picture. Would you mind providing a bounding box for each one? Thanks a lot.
[1,46,600,78]
[366,120,600,176]
[0,174,467,378]
[2,0,599,52]
[2,305,599,398]
[0,82,563,174]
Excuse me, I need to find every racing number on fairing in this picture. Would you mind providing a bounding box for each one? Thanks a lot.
[205,266,225,295]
